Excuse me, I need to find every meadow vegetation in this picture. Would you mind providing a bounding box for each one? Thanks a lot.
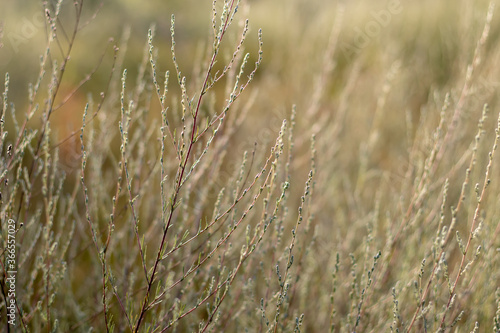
[1,0,500,331]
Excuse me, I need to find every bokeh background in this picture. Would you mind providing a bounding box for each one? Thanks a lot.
[1,0,497,177]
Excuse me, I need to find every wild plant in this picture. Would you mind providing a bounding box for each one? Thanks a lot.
[1,0,500,332]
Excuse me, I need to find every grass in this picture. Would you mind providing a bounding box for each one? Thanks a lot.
[1,0,500,332]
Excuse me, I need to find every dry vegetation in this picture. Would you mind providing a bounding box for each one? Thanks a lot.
[1,0,500,332]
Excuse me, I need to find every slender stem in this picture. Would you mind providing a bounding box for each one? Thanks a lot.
[134,2,239,330]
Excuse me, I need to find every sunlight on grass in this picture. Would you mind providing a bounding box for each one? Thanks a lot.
[0,0,499,331]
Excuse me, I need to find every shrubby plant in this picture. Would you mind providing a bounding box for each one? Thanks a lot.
[1,0,500,332]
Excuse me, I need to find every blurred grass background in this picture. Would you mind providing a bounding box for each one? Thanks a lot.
[1,0,497,173]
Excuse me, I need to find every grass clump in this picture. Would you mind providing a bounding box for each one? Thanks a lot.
[1,0,500,332]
